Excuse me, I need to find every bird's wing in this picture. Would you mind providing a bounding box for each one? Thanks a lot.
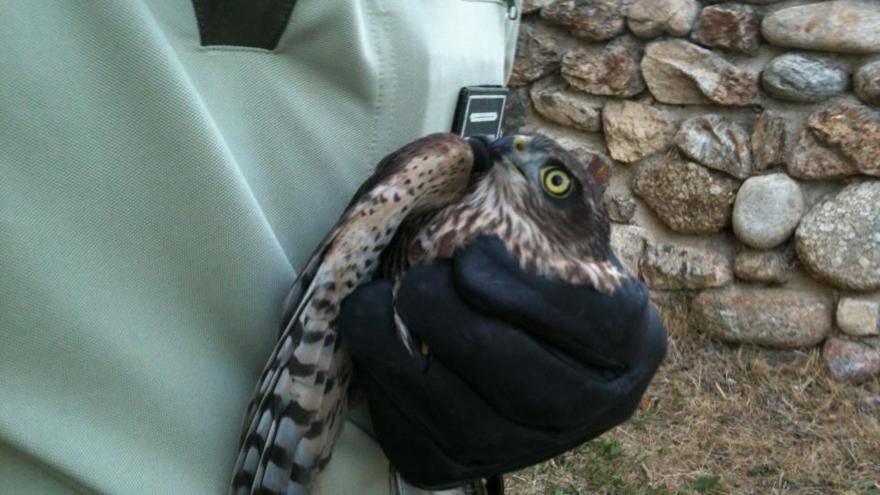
[230,134,475,495]
[277,141,427,332]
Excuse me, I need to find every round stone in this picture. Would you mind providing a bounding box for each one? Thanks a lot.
[855,59,880,106]
[734,247,795,284]
[733,174,805,249]
[627,0,698,39]
[639,241,733,290]
[509,22,561,87]
[795,180,880,291]
[691,3,761,55]
[675,114,752,179]
[761,54,849,103]
[529,77,604,132]
[788,128,858,180]
[602,101,673,163]
[761,1,880,54]
[632,157,740,234]
[823,338,880,384]
[836,298,880,337]
[751,110,787,171]
[562,36,645,97]
[541,0,626,42]
[807,101,880,177]
[641,40,759,106]
[692,288,832,348]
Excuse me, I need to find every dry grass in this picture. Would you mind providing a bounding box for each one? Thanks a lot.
[508,301,880,495]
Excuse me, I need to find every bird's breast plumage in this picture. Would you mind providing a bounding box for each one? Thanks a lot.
[410,163,626,293]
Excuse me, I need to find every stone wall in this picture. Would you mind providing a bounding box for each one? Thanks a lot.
[505,0,880,384]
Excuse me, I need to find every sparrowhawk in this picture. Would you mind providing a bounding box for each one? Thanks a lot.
[230,133,627,494]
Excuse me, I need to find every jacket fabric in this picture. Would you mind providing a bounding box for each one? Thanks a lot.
[0,1,518,493]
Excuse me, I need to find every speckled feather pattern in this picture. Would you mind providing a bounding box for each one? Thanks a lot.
[411,137,626,293]
[230,133,627,495]
[411,165,626,293]
[230,134,474,495]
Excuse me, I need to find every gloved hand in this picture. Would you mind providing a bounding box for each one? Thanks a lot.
[338,235,667,489]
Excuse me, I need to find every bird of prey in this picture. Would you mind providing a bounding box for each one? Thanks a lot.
[230,133,626,495]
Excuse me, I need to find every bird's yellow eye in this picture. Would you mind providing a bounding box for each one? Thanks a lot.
[539,166,573,198]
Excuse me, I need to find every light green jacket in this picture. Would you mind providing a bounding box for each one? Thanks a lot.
[0,1,518,493]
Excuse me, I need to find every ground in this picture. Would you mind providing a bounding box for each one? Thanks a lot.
[508,307,880,495]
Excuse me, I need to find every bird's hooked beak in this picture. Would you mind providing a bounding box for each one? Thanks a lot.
[466,135,495,174]
[488,134,531,178]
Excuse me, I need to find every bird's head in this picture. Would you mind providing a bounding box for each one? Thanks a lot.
[482,133,611,259]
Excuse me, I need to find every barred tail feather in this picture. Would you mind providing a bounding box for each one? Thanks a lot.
[231,273,354,494]
[230,329,309,494]
[229,134,476,495]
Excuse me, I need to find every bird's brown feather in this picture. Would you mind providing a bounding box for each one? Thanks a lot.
[231,132,625,495]
[230,134,475,495]
[409,135,625,292]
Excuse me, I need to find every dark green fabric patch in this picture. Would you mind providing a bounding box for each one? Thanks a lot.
[192,0,298,50]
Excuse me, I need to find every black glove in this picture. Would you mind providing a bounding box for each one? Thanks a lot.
[338,236,667,489]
